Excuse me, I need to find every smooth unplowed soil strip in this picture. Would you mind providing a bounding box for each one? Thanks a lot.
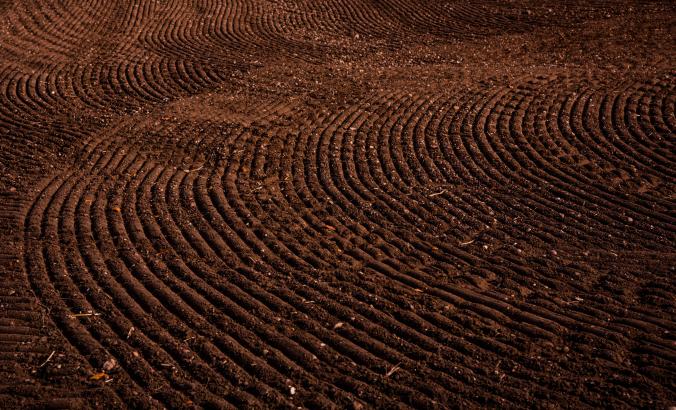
[0,1,674,408]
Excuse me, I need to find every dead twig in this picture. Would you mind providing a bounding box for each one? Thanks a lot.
[429,189,447,197]
[184,165,204,173]
[39,350,55,368]
[385,363,401,377]
[69,312,101,318]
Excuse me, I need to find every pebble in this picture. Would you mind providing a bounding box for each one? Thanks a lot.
[102,358,117,372]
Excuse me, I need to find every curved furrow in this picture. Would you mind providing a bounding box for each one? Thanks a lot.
[490,81,670,245]
[296,102,572,346]
[464,86,607,246]
[564,87,675,221]
[177,135,438,406]
[164,175,452,408]
[73,143,282,407]
[623,81,674,160]
[74,173,239,408]
[165,126,524,406]
[185,178,436,406]
[82,147,224,405]
[161,169,379,408]
[143,159,396,406]
[240,129,540,405]
[332,91,672,350]
[661,79,676,133]
[128,163,298,407]
[3,1,674,407]
[77,144,272,407]
[467,84,676,342]
[447,82,668,249]
[29,130,268,406]
[540,83,674,230]
[198,132,481,407]
[544,82,674,210]
[443,84,676,333]
[572,87,672,181]
[24,170,166,408]
[274,90,664,406]
[613,81,675,174]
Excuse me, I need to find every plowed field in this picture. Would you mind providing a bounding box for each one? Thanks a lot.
[0,1,674,408]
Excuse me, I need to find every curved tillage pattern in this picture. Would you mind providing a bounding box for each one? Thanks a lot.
[0,0,674,408]
[0,0,668,178]
[20,71,676,407]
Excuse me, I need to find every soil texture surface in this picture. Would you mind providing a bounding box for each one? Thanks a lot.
[0,0,674,408]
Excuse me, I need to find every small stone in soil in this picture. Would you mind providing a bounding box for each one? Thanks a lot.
[102,359,117,372]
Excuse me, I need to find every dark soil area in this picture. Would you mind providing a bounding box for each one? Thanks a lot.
[0,1,674,408]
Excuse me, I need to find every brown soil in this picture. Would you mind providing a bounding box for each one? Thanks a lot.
[0,1,674,408]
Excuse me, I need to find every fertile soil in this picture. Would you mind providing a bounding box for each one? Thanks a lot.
[0,1,674,408]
